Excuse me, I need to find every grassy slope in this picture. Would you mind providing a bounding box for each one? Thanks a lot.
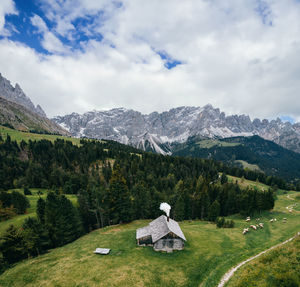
[227,193,300,287]
[196,139,240,149]
[0,189,77,235]
[0,125,81,145]
[227,235,300,287]
[227,175,270,191]
[234,160,261,172]
[0,188,299,287]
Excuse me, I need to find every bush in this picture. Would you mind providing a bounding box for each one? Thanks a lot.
[216,217,225,228]
[23,187,32,196]
[216,217,235,228]
[11,191,30,214]
[0,202,16,221]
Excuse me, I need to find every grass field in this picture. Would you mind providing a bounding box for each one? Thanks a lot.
[0,125,81,145]
[227,175,271,192]
[0,188,299,287]
[234,160,261,172]
[227,233,300,287]
[0,189,77,235]
[196,139,241,149]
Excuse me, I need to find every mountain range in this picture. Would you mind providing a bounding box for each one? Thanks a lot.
[53,105,300,154]
[1,72,300,180]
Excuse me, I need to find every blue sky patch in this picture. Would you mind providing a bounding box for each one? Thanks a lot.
[1,0,55,54]
[255,0,273,26]
[1,0,106,54]
[280,115,295,124]
[157,50,182,69]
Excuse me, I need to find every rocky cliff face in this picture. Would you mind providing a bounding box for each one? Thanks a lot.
[0,73,46,117]
[0,97,69,135]
[0,73,69,135]
[53,105,300,154]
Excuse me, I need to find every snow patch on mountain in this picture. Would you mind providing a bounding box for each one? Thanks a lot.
[52,105,300,154]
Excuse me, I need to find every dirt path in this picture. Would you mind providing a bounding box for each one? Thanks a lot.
[217,232,300,287]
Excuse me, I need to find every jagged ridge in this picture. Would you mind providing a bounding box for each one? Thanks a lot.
[0,97,69,135]
[52,105,300,154]
[0,73,46,117]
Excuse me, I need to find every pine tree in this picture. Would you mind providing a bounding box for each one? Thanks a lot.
[11,191,30,214]
[108,165,132,223]
[220,173,228,184]
[36,197,46,224]
[0,225,26,264]
[174,194,185,221]
[199,187,210,220]
[22,217,50,257]
[45,192,64,247]
[59,195,83,244]
[208,200,220,222]
[132,182,151,219]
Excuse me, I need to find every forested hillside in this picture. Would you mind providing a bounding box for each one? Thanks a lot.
[0,132,288,270]
[172,135,300,182]
[0,133,283,223]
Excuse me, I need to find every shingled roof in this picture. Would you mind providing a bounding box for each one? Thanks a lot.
[136,215,186,243]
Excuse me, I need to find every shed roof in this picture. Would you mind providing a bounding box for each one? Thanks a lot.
[94,248,110,255]
[136,225,151,239]
[136,215,186,243]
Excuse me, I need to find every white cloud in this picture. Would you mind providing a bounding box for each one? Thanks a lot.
[30,14,67,54]
[38,0,117,39]
[0,0,300,122]
[30,14,48,33]
[0,0,17,35]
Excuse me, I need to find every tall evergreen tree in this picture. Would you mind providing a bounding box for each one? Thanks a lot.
[208,200,220,222]
[59,195,83,244]
[22,217,50,256]
[199,187,210,220]
[0,225,26,264]
[45,192,64,247]
[174,194,185,221]
[36,197,46,224]
[108,165,132,223]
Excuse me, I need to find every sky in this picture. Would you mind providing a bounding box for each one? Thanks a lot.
[0,0,300,121]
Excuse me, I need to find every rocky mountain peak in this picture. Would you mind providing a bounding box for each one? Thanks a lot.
[52,105,300,154]
[0,73,46,117]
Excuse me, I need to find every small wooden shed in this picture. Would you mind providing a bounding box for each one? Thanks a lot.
[94,248,110,255]
[136,215,186,252]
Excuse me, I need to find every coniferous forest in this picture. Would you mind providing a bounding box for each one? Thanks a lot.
[0,135,282,268]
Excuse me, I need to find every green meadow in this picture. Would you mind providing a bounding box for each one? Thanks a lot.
[234,160,261,172]
[0,188,299,287]
[0,189,77,236]
[0,125,81,145]
[227,233,300,287]
[196,139,241,149]
[227,175,271,191]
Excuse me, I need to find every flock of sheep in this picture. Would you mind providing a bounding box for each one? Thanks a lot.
[242,194,296,235]
[242,216,287,235]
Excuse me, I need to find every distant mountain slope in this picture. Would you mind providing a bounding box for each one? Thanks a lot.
[53,105,300,154]
[172,135,300,181]
[0,73,46,117]
[0,97,69,135]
